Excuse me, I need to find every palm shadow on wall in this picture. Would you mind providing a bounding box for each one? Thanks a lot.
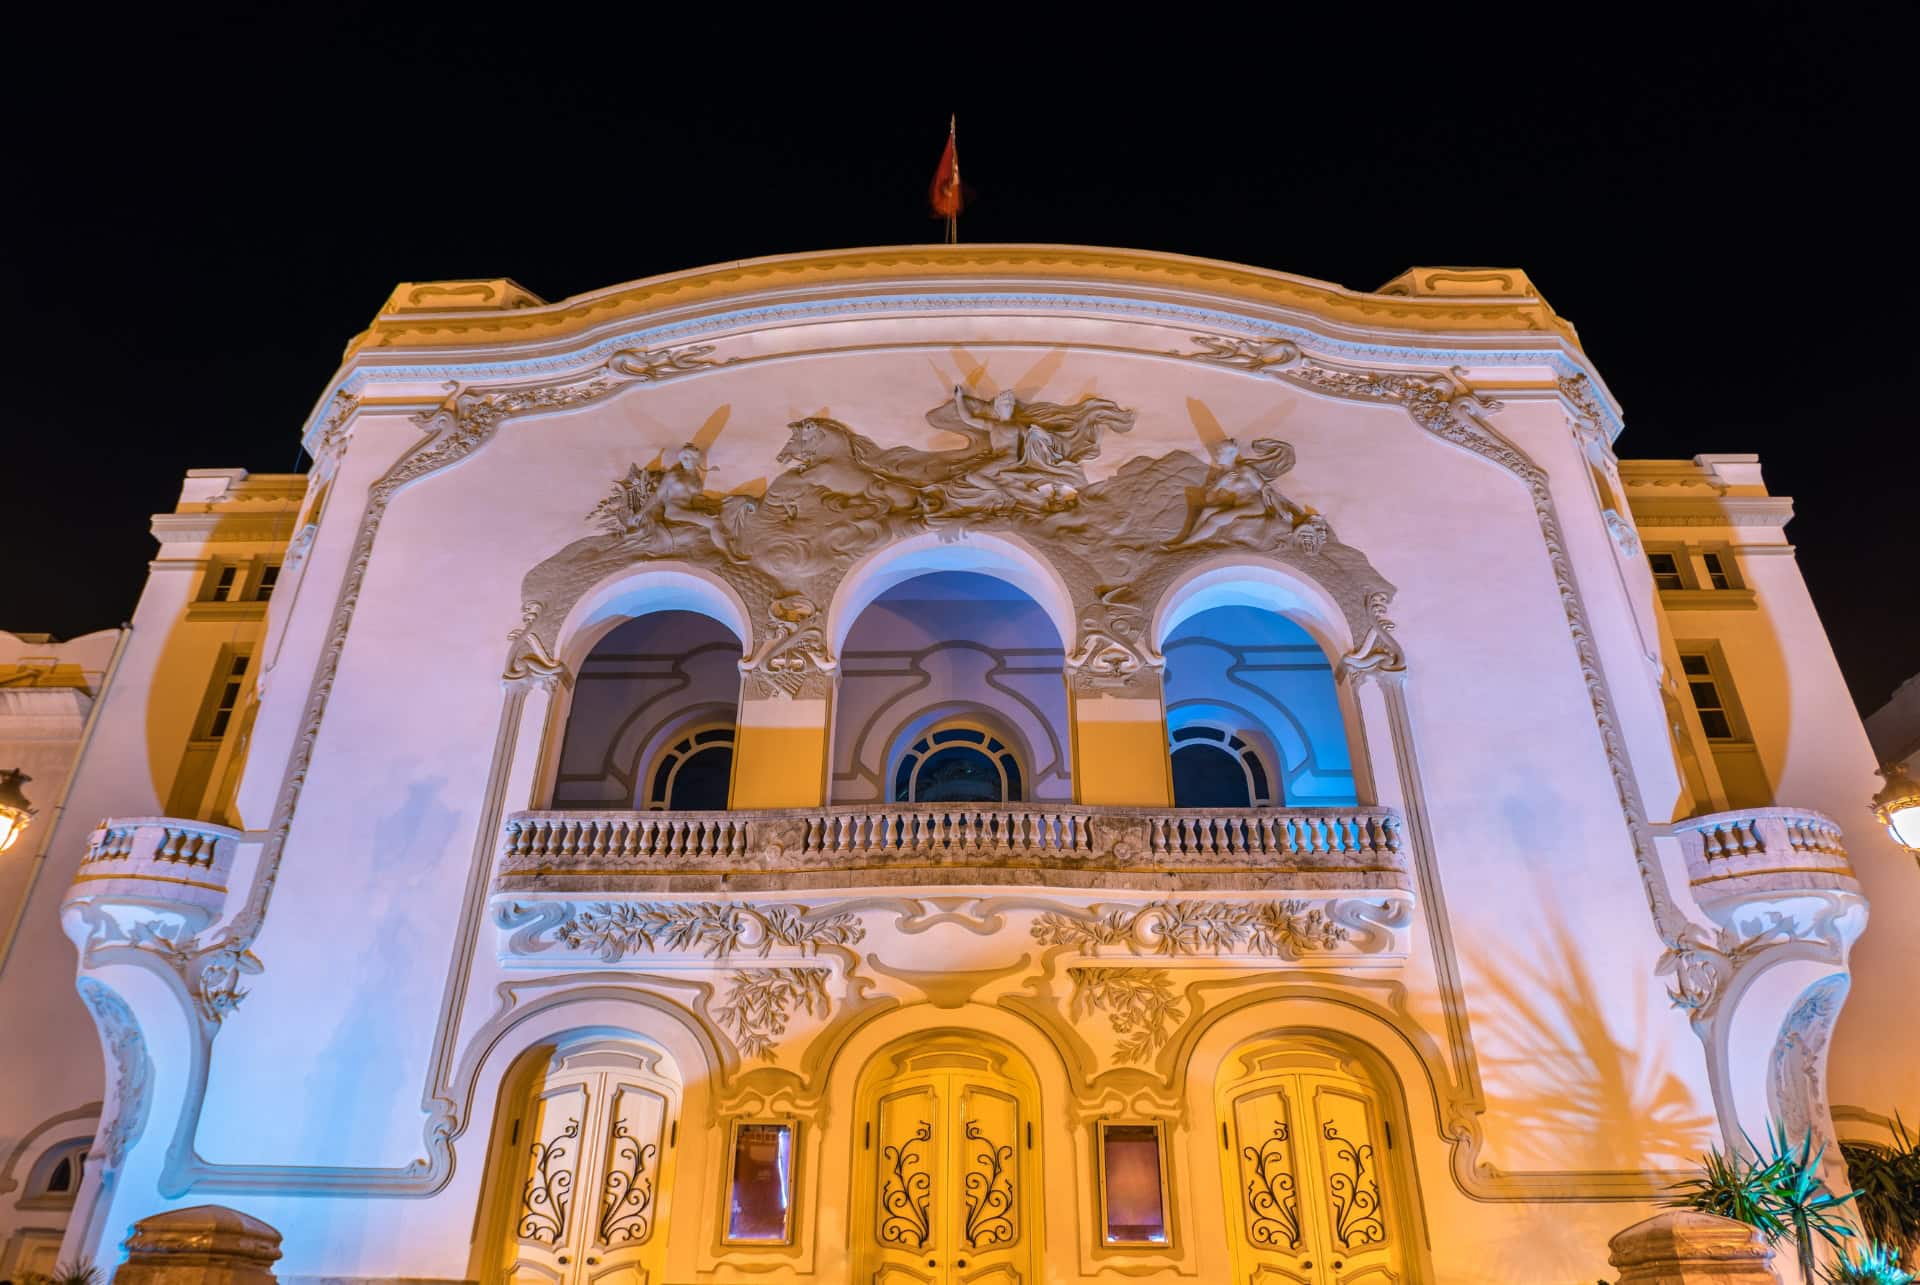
[1462,890,1716,1173]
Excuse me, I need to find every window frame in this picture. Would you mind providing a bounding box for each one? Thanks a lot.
[1676,645,1752,744]
[644,724,736,811]
[719,1116,799,1247]
[891,720,1025,805]
[1095,1118,1175,1250]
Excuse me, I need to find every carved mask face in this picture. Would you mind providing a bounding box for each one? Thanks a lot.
[677,446,702,472]
[1213,440,1240,466]
[993,390,1017,420]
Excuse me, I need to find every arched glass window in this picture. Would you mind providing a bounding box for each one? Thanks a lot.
[1169,725,1273,809]
[20,1137,88,1209]
[893,724,1023,804]
[647,727,734,811]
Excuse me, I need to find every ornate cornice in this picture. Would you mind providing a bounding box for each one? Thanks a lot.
[347,245,1579,359]
[1626,497,1796,529]
[150,513,298,546]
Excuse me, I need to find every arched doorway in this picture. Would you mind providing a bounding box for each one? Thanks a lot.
[480,1035,683,1285]
[1215,1036,1415,1284]
[852,1032,1041,1284]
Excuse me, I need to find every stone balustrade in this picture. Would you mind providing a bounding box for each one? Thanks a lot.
[66,816,245,931]
[1670,806,1859,921]
[496,803,1409,894]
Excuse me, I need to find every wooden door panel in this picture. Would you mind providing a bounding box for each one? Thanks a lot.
[513,1081,591,1273]
[591,1083,669,1252]
[875,1082,945,1259]
[954,1085,1021,1259]
[1305,1080,1393,1283]
[1228,1083,1318,1281]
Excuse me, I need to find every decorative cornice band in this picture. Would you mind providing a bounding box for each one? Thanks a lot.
[302,276,1623,455]
[1626,497,1796,528]
[150,514,298,546]
[350,245,1578,354]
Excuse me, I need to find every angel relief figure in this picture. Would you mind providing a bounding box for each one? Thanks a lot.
[1168,437,1320,549]
[926,386,1134,519]
[589,443,750,562]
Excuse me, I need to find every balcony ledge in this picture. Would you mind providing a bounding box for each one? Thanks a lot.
[1668,806,1859,926]
[494,803,1410,896]
[65,816,245,935]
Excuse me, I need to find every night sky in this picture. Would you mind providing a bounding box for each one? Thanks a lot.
[4,9,1910,712]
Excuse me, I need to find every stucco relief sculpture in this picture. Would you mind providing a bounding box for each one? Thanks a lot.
[520,389,1399,695]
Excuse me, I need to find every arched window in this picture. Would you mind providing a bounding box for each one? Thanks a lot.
[893,724,1024,804]
[647,727,735,811]
[20,1137,89,1209]
[1169,725,1273,809]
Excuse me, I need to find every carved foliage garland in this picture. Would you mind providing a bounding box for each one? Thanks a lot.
[1034,899,1350,958]
[1068,968,1185,1064]
[561,902,860,962]
[76,979,153,1173]
[713,967,830,1060]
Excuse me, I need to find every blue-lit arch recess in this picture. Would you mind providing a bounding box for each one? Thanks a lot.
[1162,604,1357,809]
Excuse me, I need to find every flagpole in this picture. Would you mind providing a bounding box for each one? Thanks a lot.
[947,114,958,244]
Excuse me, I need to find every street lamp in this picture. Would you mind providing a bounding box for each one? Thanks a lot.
[0,769,33,854]
[1872,762,1920,863]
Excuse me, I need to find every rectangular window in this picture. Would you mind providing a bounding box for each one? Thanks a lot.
[1647,551,1686,592]
[1098,1122,1170,1247]
[204,653,250,739]
[723,1121,794,1244]
[1701,552,1732,590]
[212,565,239,601]
[1681,653,1733,740]
[254,564,280,601]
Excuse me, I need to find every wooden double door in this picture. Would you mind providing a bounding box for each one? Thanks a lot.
[495,1041,681,1285]
[1219,1046,1410,1284]
[855,1037,1039,1285]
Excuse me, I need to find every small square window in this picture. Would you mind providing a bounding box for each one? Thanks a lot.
[1701,553,1732,590]
[213,565,239,601]
[1647,552,1685,592]
[255,564,280,601]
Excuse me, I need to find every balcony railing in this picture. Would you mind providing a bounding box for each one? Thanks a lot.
[66,816,245,930]
[1670,806,1859,919]
[495,803,1408,894]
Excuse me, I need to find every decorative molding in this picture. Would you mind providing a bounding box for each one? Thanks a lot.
[514,387,1400,705]
[75,979,152,1173]
[1177,332,1714,999]
[1068,967,1184,1064]
[149,513,299,546]
[1032,899,1360,958]
[713,967,831,1060]
[498,900,865,963]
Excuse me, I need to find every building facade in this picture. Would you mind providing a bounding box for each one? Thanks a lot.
[2,247,1912,1283]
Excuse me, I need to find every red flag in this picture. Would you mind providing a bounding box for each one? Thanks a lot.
[929,116,962,220]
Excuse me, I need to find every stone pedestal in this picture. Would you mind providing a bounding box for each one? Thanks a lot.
[114,1205,282,1285]
[1608,1209,1779,1283]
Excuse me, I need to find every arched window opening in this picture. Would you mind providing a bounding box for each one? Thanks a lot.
[833,569,1070,804]
[550,610,742,810]
[1162,602,1357,808]
[893,723,1024,803]
[21,1137,89,1208]
[647,726,735,811]
[1169,725,1272,808]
